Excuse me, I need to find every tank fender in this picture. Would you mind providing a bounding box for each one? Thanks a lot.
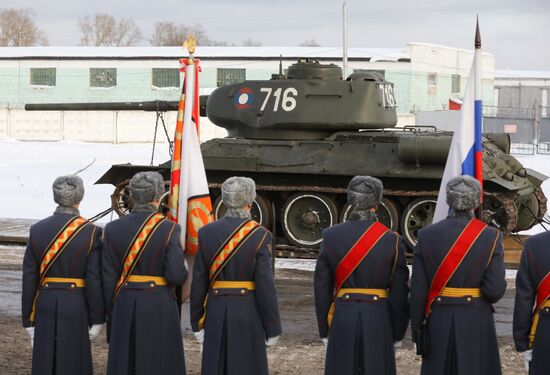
[484,175,522,191]
[525,168,548,188]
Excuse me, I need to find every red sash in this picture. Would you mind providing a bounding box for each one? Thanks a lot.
[424,218,487,316]
[535,272,550,311]
[327,222,389,326]
[529,272,550,348]
[334,222,389,292]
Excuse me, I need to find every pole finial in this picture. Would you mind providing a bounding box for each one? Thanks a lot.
[183,35,197,55]
[475,16,481,49]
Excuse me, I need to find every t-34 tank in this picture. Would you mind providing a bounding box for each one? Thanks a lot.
[25,59,548,251]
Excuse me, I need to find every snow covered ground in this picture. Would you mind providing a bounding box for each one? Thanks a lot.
[0,139,170,222]
[1,140,549,234]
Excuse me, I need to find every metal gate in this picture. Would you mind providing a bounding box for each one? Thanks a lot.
[538,106,550,155]
[483,106,536,155]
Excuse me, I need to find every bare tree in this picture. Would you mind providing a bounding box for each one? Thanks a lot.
[299,39,321,47]
[242,38,262,47]
[0,8,48,46]
[79,14,142,46]
[150,21,227,47]
[187,23,212,46]
[150,22,185,46]
[208,40,229,47]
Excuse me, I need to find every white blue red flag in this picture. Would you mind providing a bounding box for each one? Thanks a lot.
[433,20,484,223]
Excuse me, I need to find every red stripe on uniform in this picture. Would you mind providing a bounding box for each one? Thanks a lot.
[334,222,389,293]
[536,272,550,311]
[424,218,487,316]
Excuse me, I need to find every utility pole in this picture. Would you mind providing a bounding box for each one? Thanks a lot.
[342,1,348,78]
[18,19,25,47]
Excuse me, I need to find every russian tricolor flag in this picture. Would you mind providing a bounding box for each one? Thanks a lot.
[433,20,484,223]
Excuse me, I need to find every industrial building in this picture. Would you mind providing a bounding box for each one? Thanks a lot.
[0,43,496,142]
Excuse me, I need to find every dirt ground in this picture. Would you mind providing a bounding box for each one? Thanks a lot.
[0,262,526,375]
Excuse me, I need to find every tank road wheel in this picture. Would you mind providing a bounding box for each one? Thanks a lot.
[400,197,437,249]
[111,181,133,217]
[340,198,400,231]
[282,193,338,248]
[516,194,540,231]
[213,194,272,228]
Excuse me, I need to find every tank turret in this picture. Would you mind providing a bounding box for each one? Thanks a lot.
[206,59,398,140]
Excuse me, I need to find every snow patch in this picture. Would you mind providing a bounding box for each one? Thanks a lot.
[1,139,549,236]
[0,139,170,223]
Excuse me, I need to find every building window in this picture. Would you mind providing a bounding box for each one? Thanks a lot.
[217,68,246,87]
[30,68,56,87]
[542,89,547,118]
[152,68,180,88]
[451,74,461,94]
[90,68,117,88]
[427,72,437,95]
[353,69,386,79]
[427,73,437,87]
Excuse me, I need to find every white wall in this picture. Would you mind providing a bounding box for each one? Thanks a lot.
[407,42,495,79]
[0,108,227,143]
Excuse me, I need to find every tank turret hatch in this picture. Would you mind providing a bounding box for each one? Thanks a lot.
[286,58,342,80]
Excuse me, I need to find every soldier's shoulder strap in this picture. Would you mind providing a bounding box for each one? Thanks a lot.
[197,219,261,330]
[529,271,550,348]
[536,272,550,310]
[326,221,389,327]
[30,215,89,323]
[38,216,90,280]
[208,219,262,282]
[113,213,166,301]
[424,218,487,317]
[334,221,389,293]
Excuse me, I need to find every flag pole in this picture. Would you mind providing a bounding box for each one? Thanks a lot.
[170,36,197,314]
[474,17,484,220]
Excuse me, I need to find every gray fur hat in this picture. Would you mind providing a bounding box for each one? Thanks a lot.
[129,171,165,204]
[221,176,256,208]
[52,175,84,207]
[446,175,481,211]
[347,176,383,210]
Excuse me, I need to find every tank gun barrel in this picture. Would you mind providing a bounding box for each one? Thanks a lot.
[25,96,209,116]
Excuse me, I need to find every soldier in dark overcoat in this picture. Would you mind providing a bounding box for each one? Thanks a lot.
[410,175,506,375]
[513,231,550,374]
[102,171,188,375]
[190,176,282,375]
[22,175,105,375]
[314,176,410,375]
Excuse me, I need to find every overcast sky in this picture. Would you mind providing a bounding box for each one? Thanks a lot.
[2,0,549,70]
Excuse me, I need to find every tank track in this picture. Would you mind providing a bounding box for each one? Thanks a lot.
[535,187,548,221]
[484,192,518,235]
